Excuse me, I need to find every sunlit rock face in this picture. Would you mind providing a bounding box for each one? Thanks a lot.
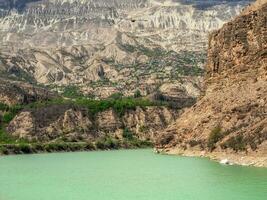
[156,0,267,167]
[0,0,251,98]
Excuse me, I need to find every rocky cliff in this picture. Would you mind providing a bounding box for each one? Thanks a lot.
[0,101,179,154]
[156,0,267,167]
[0,0,251,99]
[8,105,178,142]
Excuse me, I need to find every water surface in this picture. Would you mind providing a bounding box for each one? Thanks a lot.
[0,149,266,200]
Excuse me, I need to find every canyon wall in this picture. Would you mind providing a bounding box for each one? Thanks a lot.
[156,0,267,167]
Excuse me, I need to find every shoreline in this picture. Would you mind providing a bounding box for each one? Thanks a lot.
[157,148,267,168]
[2,143,266,168]
[0,141,153,156]
[0,147,153,157]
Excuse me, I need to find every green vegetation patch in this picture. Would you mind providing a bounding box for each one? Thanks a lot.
[108,92,124,100]
[134,90,142,98]
[62,85,84,98]
[0,128,15,144]
[207,126,225,151]
[221,135,246,152]
[95,137,120,150]
[0,104,23,124]
[75,97,160,116]
[0,102,8,111]
[122,128,134,140]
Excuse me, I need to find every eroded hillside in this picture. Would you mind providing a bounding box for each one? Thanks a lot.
[156,0,267,167]
[0,0,251,99]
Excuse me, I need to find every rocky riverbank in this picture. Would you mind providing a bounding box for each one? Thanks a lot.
[159,144,267,167]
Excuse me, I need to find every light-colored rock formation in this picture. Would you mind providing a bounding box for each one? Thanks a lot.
[7,105,178,143]
[0,0,251,98]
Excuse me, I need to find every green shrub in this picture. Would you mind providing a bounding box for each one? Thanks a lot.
[188,140,201,147]
[108,92,123,100]
[137,140,153,148]
[0,103,8,111]
[207,126,224,151]
[84,142,95,150]
[0,128,15,144]
[95,139,106,150]
[44,143,58,152]
[1,105,23,125]
[0,145,9,155]
[134,90,142,98]
[0,103,23,124]
[32,144,45,152]
[224,135,246,152]
[69,143,85,151]
[104,138,120,149]
[123,128,133,140]
[95,137,120,150]
[2,112,15,124]
[18,144,32,154]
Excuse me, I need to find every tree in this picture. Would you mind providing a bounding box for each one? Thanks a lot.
[134,90,142,98]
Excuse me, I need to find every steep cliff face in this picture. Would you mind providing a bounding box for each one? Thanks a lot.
[7,105,178,143]
[156,0,267,167]
[0,0,250,99]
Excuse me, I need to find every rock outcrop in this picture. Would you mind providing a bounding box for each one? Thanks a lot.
[0,78,57,106]
[156,0,267,167]
[8,105,179,143]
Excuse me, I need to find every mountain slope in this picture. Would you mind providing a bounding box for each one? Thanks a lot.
[156,0,267,167]
[0,0,251,99]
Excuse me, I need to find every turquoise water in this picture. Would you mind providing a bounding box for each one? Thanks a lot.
[0,149,266,200]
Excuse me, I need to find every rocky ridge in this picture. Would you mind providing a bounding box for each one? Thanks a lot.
[0,75,180,154]
[8,105,178,142]
[0,0,251,98]
[156,0,267,167]
[0,99,180,154]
